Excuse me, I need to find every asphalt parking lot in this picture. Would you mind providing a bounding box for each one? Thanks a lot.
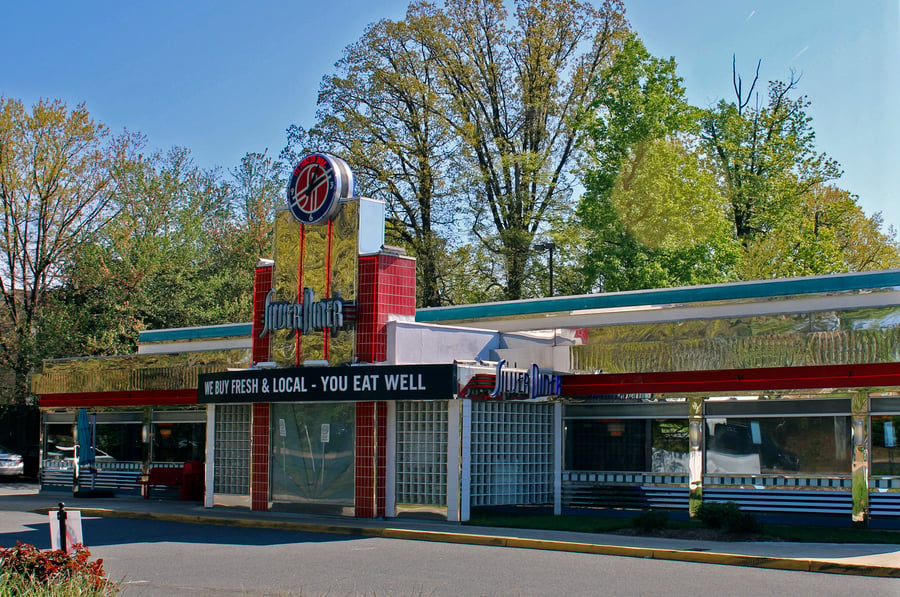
[0,478,40,496]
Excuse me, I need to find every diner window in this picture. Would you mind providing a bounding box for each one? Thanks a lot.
[705,416,851,475]
[44,424,74,460]
[565,418,690,473]
[565,419,647,471]
[270,403,355,507]
[96,424,142,461]
[152,423,205,462]
[871,415,900,476]
[651,420,690,474]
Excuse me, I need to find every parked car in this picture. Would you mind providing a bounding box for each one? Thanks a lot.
[0,445,25,477]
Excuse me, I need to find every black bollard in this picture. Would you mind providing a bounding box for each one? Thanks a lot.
[57,502,67,552]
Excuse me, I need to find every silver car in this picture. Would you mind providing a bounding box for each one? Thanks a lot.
[0,445,24,476]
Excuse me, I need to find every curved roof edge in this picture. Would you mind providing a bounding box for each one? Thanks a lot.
[416,269,900,324]
[139,322,253,343]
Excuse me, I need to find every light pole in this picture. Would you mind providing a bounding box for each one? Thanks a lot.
[534,241,555,297]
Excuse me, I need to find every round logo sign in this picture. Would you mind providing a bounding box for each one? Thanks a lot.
[286,153,354,224]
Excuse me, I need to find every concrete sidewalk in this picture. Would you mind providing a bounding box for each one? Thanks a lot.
[2,485,899,578]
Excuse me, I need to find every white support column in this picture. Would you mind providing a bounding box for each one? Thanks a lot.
[204,404,215,509]
[553,402,562,516]
[385,401,397,518]
[447,400,461,521]
[461,399,472,522]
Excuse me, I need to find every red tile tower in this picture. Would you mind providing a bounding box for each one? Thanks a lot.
[353,252,416,517]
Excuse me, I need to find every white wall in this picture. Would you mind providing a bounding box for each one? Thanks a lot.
[386,320,500,364]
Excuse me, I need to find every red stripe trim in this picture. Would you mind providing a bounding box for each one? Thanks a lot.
[561,362,900,395]
[295,225,306,366]
[39,389,197,408]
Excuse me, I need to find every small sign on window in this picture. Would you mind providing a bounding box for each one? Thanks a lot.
[886,421,896,448]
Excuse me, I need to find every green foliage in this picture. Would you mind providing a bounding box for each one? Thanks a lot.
[578,35,697,199]
[695,501,761,534]
[304,13,457,307]
[742,184,900,278]
[35,148,272,359]
[0,97,142,403]
[577,46,900,290]
[577,36,742,292]
[631,510,670,532]
[289,0,630,302]
[579,139,742,292]
[0,542,118,595]
[695,500,739,529]
[700,67,842,244]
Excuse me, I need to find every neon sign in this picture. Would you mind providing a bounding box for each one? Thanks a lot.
[260,288,346,337]
[489,360,561,400]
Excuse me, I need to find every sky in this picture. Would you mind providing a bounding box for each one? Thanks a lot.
[2,1,898,231]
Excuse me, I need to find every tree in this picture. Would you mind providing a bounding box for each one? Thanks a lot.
[576,36,738,292]
[700,60,842,244]
[228,151,283,261]
[292,12,459,307]
[36,148,264,361]
[289,0,629,303]
[429,0,628,300]
[742,184,900,279]
[580,137,741,291]
[0,98,140,403]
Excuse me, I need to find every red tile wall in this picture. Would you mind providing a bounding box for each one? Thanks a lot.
[250,402,270,511]
[251,263,273,365]
[354,401,387,518]
[355,253,416,364]
[353,252,413,517]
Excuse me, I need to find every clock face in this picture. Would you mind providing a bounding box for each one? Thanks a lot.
[286,153,353,224]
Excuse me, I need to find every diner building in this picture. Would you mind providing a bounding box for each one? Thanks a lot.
[32,154,900,526]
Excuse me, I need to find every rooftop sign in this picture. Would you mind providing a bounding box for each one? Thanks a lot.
[286,153,354,225]
[260,288,347,338]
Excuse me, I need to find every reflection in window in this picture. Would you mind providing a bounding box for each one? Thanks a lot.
[705,417,851,475]
[152,423,205,462]
[651,420,690,474]
[872,416,900,476]
[564,419,689,473]
[270,403,355,508]
[44,424,74,460]
[96,424,142,461]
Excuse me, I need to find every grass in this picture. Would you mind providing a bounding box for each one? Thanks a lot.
[465,511,900,544]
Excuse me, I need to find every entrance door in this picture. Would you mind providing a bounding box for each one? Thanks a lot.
[270,403,355,514]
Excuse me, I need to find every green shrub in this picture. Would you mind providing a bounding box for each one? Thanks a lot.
[724,510,763,534]
[632,509,670,531]
[0,542,118,595]
[696,501,761,534]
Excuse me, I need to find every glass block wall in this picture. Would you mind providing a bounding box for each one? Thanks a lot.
[471,402,554,506]
[214,404,251,495]
[395,401,448,506]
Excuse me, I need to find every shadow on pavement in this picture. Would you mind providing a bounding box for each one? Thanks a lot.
[0,515,362,551]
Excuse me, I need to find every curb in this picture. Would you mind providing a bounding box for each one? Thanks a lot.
[32,507,900,579]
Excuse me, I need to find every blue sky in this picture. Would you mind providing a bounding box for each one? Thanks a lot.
[2,1,898,231]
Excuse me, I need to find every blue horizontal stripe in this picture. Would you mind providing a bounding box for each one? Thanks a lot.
[416,270,900,323]
[139,323,252,343]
